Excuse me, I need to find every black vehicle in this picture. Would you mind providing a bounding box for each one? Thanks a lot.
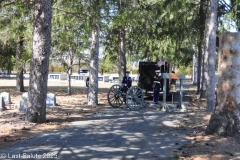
[138,61,171,99]
[107,61,173,110]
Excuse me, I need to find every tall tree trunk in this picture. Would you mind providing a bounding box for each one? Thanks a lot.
[67,45,73,95]
[88,20,99,106]
[27,0,52,123]
[202,0,218,111]
[197,45,202,94]
[196,0,205,94]
[16,37,25,92]
[198,0,206,95]
[192,53,198,85]
[118,0,126,83]
[118,26,126,82]
[206,32,240,136]
[67,73,71,95]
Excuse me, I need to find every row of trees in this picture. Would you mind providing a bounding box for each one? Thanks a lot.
[0,0,240,136]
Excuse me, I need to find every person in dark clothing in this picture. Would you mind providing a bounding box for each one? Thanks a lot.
[152,70,161,104]
[122,71,132,90]
[86,77,89,98]
[121,71,132,103]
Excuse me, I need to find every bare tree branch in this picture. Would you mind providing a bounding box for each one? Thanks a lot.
[1,0,33,8]
[1,1,16,8]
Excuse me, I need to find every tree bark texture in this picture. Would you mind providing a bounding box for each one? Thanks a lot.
[67,45,73,95]
[67,70,72,95]
[192,53,198,85]
[202,0,218,111]
[197,0,205,94]
[27,0,52,123]
[197,42,202,93]
[118,26,126,83]
[206,32,240,136]
[16,37,25,92]
[88,21,99,106]
[118,0,126,83]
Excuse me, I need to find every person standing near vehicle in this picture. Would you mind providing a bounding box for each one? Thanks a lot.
[152,70,161,104]
[122,71,132,103]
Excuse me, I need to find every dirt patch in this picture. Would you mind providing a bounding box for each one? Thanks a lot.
[1,85,240,159]
[0,86,111,150]
[172,89,240,160]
